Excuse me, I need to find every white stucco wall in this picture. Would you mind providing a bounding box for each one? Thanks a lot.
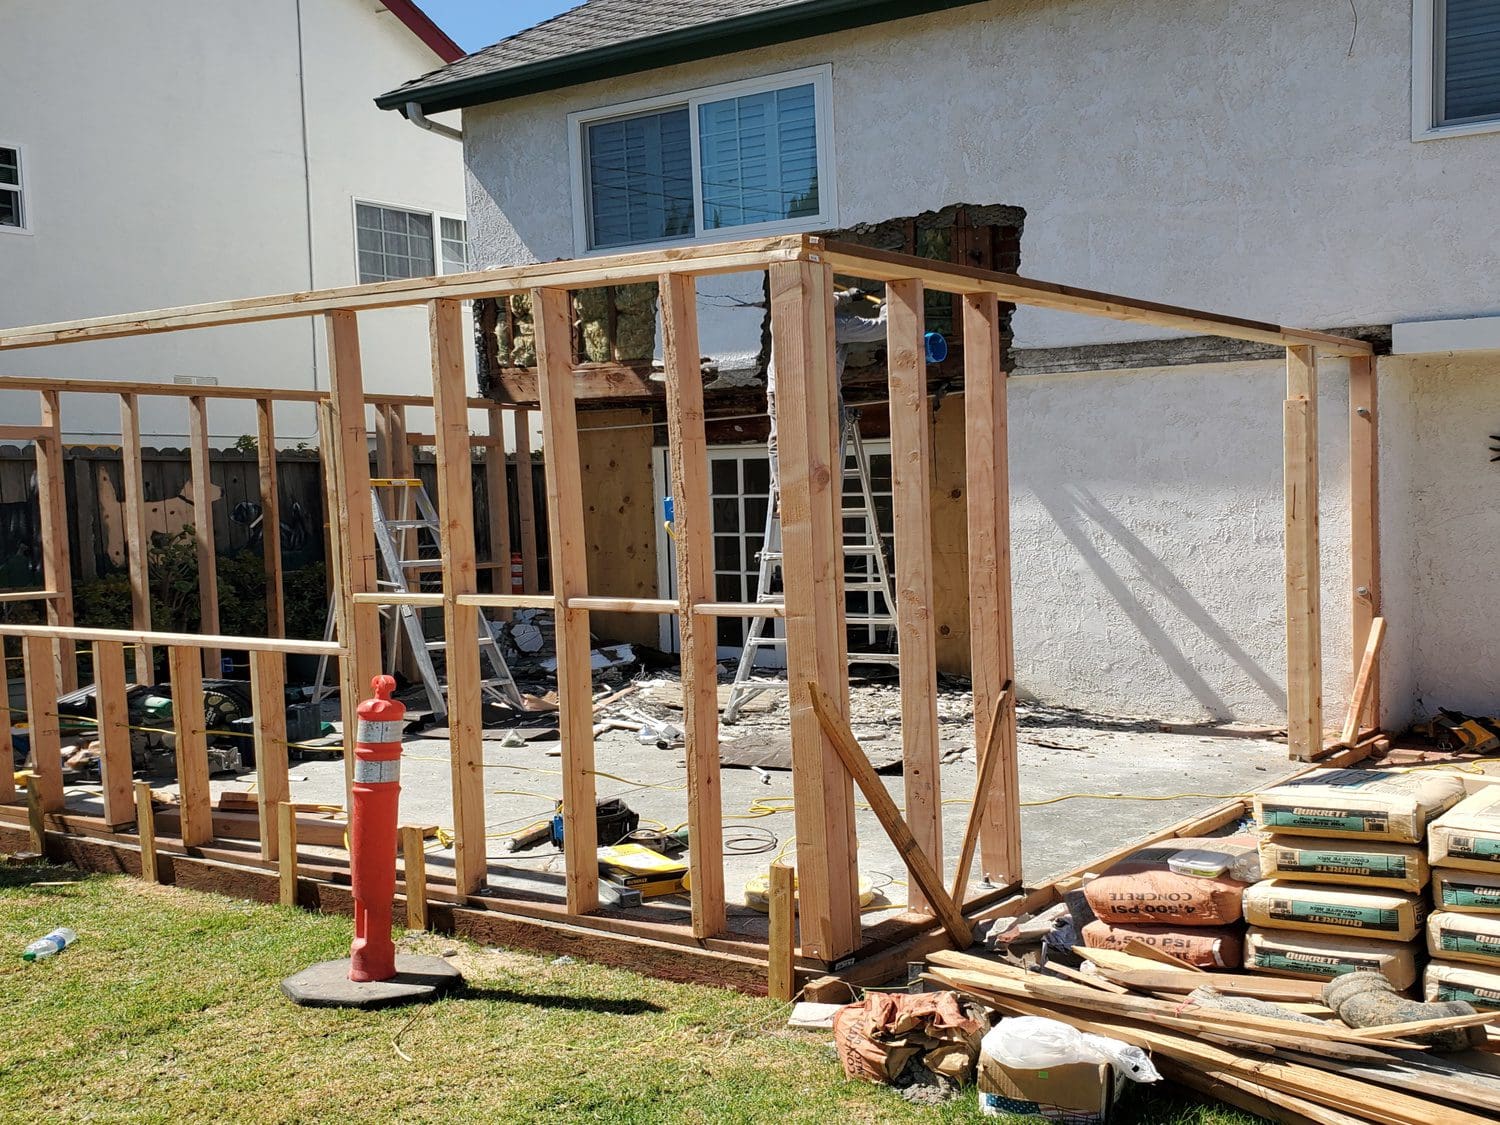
[454,0,1499,727]
[0,0,467,444]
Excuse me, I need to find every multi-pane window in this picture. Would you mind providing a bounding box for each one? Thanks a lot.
[574,67,834,251]
[0,147,24,230]
[657,445,895,664]
[1438,0,1500,125]
[354,202,466,283]
[439,216,469,274]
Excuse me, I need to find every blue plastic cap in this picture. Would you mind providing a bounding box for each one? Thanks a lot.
[924,332,949,365]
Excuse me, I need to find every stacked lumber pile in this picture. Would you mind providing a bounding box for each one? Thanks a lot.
[924,945,1500,1124]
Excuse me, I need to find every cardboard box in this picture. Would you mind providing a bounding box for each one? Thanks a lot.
[978,1055,1126,1123]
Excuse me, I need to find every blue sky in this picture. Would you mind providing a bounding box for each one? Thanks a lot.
[419,0,578,53]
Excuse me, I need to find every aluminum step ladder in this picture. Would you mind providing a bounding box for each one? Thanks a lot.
[723,411,898,723]
[313,478,523,718]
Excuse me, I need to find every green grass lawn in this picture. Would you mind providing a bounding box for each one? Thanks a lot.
[0,862,1264,1123]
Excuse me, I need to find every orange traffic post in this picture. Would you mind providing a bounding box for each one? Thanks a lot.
[281,675,461,1008]
[349,675,404,982]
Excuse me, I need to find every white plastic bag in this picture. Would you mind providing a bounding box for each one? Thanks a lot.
[981,1017,1161,1083]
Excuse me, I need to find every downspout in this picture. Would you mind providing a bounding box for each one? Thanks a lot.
[405,101,463,142]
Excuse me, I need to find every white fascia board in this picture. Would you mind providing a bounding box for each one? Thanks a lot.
[1392,315,1500,355]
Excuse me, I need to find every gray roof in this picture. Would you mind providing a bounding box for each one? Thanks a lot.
[376,0,984,114]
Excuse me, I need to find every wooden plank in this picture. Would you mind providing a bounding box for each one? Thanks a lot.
[1285,346,1323,760]
[278,801,297,906]
[25,772,45,852]
[454,593,555,610]
[565,596,677,614]
[118,394,153,680]
[92,640,134,828]
[950,690,1008,903]
[0,590,60,604]
[429,298,488,898]
[1340,616,1386,747]
[660,271,725,938]
[513,410,539,594]
[0,374,498,411]
[815,240,1374,358]
[0,239,808,349]
[768,259,860,961]
[485,407,512,606]
[1348,353,1381,729]
[36,391,76,692]
[693,602,786,618]
[0,623,339,656]
[0,644,12,805]
[962,293,1021,884]
[886,278,942,912]
[0,424,46,441]
[402,824,428,931]
[73,449,99,580]
[808,684,971,947]
[767,860,796,1002]
[134,780,158,883]
[250,650,289,862]
[21,634,63,813]
[352,592,446,607]
[167,645,212,847]
[186,395,222,676]
[534,286,599,916]
[1159,1059,1363,1125]
[325,310,382,805]
[255,398,285,638]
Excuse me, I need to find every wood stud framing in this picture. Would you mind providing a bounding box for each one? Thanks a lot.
[187,395,222,675]
[886,278,942,913]
[962,293,1021,889]
[534,287,600,916]
[0,235,1374,981]
[256,398,286,638]
[430,298,489,897]
[92,640,134,827]
[1284,345,1323,760]
[660,272,726,938]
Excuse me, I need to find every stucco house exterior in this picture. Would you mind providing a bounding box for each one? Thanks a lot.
[380,0,1500,731]
[1,0,469,444]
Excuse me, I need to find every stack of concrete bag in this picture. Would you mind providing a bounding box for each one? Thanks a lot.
[1426,786,1500,1009]
[1078,835,1262,968]
[1246,768,1467,989]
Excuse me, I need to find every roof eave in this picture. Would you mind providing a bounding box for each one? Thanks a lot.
[376,0,985,115]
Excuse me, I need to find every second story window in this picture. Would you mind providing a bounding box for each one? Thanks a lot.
[355,202,467,283]
[0,146,26,231]
[571,66,836,252]
[1418,0,1500,137]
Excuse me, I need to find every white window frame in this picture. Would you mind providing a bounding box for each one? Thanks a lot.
[567,64,838,256]
[1413,0,1500,141]
[350,198,468,282]
[0,141,30,236]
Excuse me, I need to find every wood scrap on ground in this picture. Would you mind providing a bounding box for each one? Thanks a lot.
[922,945,1500,1124]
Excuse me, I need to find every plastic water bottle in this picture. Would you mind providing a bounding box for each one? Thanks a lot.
[22,927,77,962]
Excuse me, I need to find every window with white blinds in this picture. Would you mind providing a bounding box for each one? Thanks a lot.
[573,67,835,252]
[1439,0,1500,125]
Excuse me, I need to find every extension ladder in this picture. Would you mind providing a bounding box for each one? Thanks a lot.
[722,411,898,723]
[313,478,523,718]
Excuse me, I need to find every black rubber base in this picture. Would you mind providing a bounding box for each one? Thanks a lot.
[281,955,463,1010]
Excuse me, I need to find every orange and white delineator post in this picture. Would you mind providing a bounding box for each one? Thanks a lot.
[348,675,406,982]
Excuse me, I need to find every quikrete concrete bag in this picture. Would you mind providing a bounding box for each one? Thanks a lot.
[1080,920,1243,969]
[1257,835,1428,893]
[1434,869,1500,914]
[1082,836,1259,926]
[1254,768,1466,843]
[1242,880,1426,942]
[1429,788,1500,873]
[1244,927,1419,989]
[1428,911,1500,968]
[1425,961,1500,1011]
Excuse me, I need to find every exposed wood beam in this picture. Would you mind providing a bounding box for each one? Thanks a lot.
[1284,345,1323,760]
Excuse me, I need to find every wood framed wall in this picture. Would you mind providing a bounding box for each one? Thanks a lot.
[0,233,1374,969]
